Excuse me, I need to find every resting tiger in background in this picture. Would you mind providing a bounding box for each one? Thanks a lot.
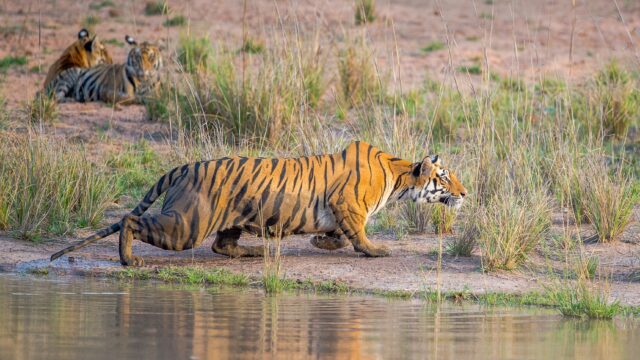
[51,35,162,104]
[42,28,113,101]
[51,141,467,266]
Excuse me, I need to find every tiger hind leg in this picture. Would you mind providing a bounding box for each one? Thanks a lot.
[310,231,350,251]
[119,213,204,266]
[211,228,264,258]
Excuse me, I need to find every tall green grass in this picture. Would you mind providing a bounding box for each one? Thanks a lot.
[0,134,116,239]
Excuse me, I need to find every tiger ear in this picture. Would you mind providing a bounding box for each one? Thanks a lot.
[78,28,89,39]
[412,157,435,177]
[125,35,137,46]
[430,155,441,166]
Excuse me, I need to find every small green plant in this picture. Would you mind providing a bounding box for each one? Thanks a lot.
[262,228,284,294]
[477,189,551,271]
[0,55,27,72]
[397,202,430,234]
[144,1,168,15]
[337,38,383,107]
[431,205,457,234]
[164,15,187,27]
[0,135,116,239]
[104,38,125,47]
[82,15,100,29]
[355,0,376,25]
[457,64,482,75]
[421,41,445,53]
[25,93,58,125]
[89,0,115,10]
[177,35,212,73]
[579,158,638,243]
[240,38,264,54]
[156,266,249,286]
[107,140,164,201]
[585,61,639,138]
[547,281,621,319]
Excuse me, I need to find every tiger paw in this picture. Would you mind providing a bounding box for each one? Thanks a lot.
[310,235,350,250]
[361,244,390,257]
[121,255,145,267]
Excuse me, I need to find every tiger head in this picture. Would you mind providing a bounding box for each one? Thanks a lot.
[409,155,467,209]
[43,28,112,87]
[76,28,112,67]
[124,35,163,79]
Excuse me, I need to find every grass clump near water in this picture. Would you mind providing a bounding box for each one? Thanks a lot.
[578,158,638,243]
[355,0,376,25]
[547,282,621,319]
[476,189,551,271]
[0,134,116,239]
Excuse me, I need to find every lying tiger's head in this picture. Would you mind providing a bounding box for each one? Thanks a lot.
[124,35,163,79]
[43,28,112,87]
[409,155,467,209]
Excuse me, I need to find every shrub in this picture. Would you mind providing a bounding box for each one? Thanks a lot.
[431,205,457,234]
[0,55,27,72]
[177,35,213,73]
[164,15,186,27]
[477,188,551,271]
[144,1,168,16]
[355,0,376,25]
[579,157,638,243]
[24,93,58,125]
[421,41,445,53]
[337,38,383,107]
[0,135,116,239]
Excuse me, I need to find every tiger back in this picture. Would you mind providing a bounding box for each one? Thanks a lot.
[73,36,162,104]
[43,29,112,101]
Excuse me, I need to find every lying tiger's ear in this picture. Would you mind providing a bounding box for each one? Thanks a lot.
[125,35,137,46]
[430,155,440,166]
[78,28,89,39]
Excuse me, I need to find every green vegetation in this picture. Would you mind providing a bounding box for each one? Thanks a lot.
[82,15,100,28]
[89,0,115,10]
[431,206,457,234]
[177,35,212,73]
[164,15,187,27]
[355,0,376,25]
[263,233,283,294]
[338,37,383,107]
[421,41,445,53]
[457,64,482,75]
[0,56,27,72]
[24,93,58,125]
[547,282,621,319]
[0,136,116,239]
[103,38,125,47]
[144,1,169,16]
[107,140,165,201]
[240,38,265,54]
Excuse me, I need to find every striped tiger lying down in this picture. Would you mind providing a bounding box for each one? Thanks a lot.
[43,28,113,101]
[51,141,467,266]
[52,35,162,104]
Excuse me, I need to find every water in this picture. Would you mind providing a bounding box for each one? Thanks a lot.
[0,275,638,359]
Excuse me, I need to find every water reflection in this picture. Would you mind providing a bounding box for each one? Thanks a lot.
[0,275,638,359]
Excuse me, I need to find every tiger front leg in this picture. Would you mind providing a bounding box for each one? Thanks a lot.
[333,206,390,257]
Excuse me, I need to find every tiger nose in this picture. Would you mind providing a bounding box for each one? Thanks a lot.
[460,192,466,198]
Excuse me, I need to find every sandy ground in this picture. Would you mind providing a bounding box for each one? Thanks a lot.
[0,0,639,305]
